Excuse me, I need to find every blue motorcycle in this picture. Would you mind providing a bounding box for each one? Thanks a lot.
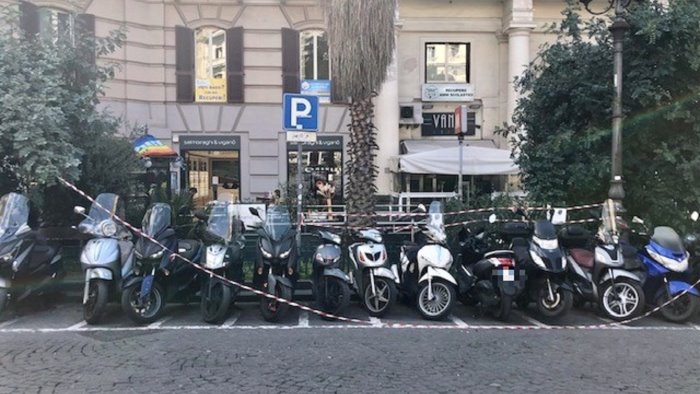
[635,218,699,323]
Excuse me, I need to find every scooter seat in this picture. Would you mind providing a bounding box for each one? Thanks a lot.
[569,248,594,269]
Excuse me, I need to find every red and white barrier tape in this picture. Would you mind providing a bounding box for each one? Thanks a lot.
[58,177,700,330]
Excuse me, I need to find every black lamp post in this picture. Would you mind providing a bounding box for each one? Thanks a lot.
[578,0,641,202]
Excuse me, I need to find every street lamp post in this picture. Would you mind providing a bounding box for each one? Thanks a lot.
[579,0,640,201]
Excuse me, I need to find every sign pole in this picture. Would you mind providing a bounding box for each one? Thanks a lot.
[296,144,303,250]
[458,134,464,201]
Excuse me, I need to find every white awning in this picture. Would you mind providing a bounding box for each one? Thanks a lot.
[400,139,497,154]
[394,144,518,175]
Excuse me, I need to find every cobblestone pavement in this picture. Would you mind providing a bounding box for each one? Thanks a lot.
[0,299,699,393]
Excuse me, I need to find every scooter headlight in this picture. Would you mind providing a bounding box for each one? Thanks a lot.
[529,250,546,269]
[149,250,164,260]
[280,249,291,259]
[260,245,272,259]
[0,253,11,263]
[561,256,567,269]
[100,220,117,237]
[12,259,20,272]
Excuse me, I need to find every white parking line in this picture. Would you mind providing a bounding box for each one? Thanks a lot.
[147,316,173,329]
[686,323,700,331]
[66,321,87,330]
[449,315,470,329]
[223,311,240,327]
[0,318,20,329]
[298,311,309,328]
[369,317,383,327]
[514,312,551,328]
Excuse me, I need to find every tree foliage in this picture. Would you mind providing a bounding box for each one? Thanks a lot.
[499,0,700,230]
[325,0,396,226]
[0,6,138,225]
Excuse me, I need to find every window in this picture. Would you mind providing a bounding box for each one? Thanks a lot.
[194,27,227,103]
[425,43,470,83]
[37,8,73,42]
[300,30,329,81]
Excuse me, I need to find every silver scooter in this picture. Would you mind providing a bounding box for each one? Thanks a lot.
[75,193,133,324]
[347,229,398,317]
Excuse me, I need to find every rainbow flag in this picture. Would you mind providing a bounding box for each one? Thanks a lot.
[133,135,177,158]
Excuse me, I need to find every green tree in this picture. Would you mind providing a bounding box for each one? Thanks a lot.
[0,6,138,224]
[499,0,700,230]
[325,0,396,227]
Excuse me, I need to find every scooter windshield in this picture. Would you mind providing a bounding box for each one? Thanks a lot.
[142,203,172,237]
[0,193,29,236]
[83,193,119,225]
[264,206,292,241]
[426,201,447,242]
[206,202,235,242]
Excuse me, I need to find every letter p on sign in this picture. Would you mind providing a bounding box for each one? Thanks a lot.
[283,94,319,131]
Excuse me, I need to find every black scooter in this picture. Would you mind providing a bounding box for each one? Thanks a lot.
[312,229,351,317]
[0,193,64,315]
[250,206,298,322]
[454,216,523,321]
[121,203,202,324]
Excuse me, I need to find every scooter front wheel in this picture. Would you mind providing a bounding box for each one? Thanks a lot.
[598,278,645,321]
[417,279,455,321]
[84,279,109,325]
[201,281,232,324]
[121,282,165,325]
[536,287,572,319]
[0,288,7,316]
[363,276,396,318]
[658,292,698,323]
[318,276,350,319]
[260,283,292,323]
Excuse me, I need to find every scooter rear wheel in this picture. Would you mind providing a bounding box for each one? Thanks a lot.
[84,279,109,325]
[494,294,513,322]
[0,288,7,316]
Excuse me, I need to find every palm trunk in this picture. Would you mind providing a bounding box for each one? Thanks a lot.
[345,95,378,227]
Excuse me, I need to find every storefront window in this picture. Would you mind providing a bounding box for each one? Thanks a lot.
[186,151,240,206]
[425,42,470,83]
[287,137,343,207]
[195,27,227,103]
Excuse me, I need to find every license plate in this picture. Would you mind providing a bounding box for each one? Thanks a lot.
[501,268,514,282]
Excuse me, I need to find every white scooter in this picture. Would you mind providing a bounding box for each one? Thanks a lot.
[347,229,398,317]
[399,201,457,320]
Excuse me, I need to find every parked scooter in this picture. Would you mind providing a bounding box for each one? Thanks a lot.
[193,202,244,324]
[563,200,646,321]
[454,215,522,321]
[512,209,573,318]
[0,193,64,315]
[312,229,351,317]
[74,193,133,324]
[249,205,298,322]
[399,201,457,320]
[348,228,397,317]
[121,203,202,324]
[634,216,700,323]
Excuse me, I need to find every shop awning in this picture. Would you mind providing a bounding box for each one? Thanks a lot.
[393,144,519,175]
[400,139,497,154]
[133,134,178,158]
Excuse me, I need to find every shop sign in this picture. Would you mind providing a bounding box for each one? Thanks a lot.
[196,78,227,103]
[421,83,474,102]
[179,135,240,150]
[422,112,475,136]
[300,80,331,103]
[287,136,343,151]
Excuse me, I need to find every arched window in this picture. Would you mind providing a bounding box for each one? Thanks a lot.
[300,30,329,81]
[194,27,227,103]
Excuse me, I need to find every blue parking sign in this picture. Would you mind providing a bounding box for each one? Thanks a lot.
[283,94,319,131]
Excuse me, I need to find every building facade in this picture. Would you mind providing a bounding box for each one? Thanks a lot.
[6,0,569,204]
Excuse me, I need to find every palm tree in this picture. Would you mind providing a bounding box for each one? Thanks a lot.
[325,0,396,227]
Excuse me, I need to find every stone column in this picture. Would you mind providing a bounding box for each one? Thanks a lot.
[506,27,532,123]
[373,47,399,195]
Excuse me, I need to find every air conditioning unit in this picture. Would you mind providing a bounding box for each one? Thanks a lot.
[398,103,423,125]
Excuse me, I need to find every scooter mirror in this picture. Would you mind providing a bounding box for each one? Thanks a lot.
[416,204,427,213]
[488,214,497,224]
[73,206,86,215]
[691,211,699,222]
[632,216,644,224]
[249,207,260,218]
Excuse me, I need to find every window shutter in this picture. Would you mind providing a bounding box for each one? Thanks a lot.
[175,25,195,103]
[19,1,39,38]
[76,14,96,65]
[281,28,300,94]
[226,26,244,103]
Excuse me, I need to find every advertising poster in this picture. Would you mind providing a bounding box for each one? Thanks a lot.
[196,78,227,103]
